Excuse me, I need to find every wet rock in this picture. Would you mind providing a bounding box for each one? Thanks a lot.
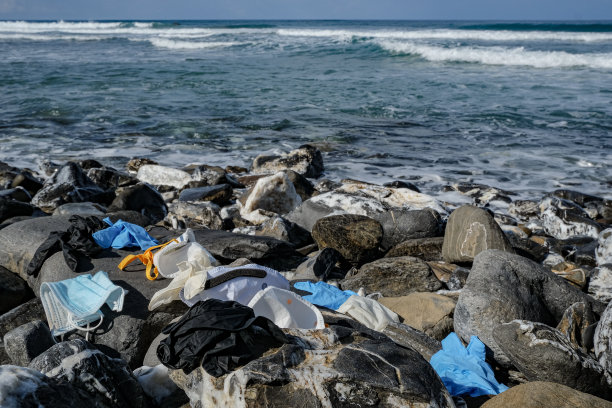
[193,228,298,265]
[136,164,191,189]
[106,210,151,228]
[236,174,268,188]
[0,365,94,407]
[225,165,248,174]
[30,339,146,407]
[314,178,342,193]
[595,301,612,376]
[445,182,514,205]
[178,184,232,206]
[374,208,441,251]
[589,265,612,303]
[481,381,612,408]
[508,200,540,221]
[293,247,342,281]
[386,236,445,261]
[539,196,602,239]
[312,214,383,265]
[0,162,43,196]
[240,172,302,224]
[251,144,324,178]
[382,321,442,361]
[447,266,470,290]
[379,293,456,340]
[166,201,224,230]
[285,169,315,201]
[383,180,421,192]
[551,261,588,288]
[493,320,612,399]
[4,320,55,366]
[0,186,31,202]
[255,215,312,247]
[107,182,167,223]
[552,235,599,267]
[442,205,514,264]
[0,265,32,313]
[87,167,135,191]
[168,320,454,408]
[597,228,612,266]
[506,233,549,262]
[454,250,605,367]
[126,157,158,173]
[553,189,604,207]
[53,202,106,217]
[31,162,113,213]
[342,256,442,296]
[0,298,45,365]
[556,302,597,352]
[0,215,73,280]
[186,164,244,188]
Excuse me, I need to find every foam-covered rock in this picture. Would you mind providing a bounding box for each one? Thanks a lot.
[596,228,612,266]
[493,320,612,399]
[251,144,324,178]
[166,201,223,230]
[136,164,192,189]
[588,265,612,304]
[595,301,612,376]
[539,196,602,239]
[240,172,302,224]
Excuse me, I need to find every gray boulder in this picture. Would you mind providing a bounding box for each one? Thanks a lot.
[4,320,55,366]
[107,182,167,223]
[312,214,383,265]
[556,302,597,352]
[493,320,612,399]
[293,247,342,281]
[442,205,513,264]
[178,184,232,206]
[342,256,442,296]
[386,236,445,261]
[255,215,312,247]
[0,265,32,313]
[539,196,602,240]
[251,144,324,178]
[31,162,113,213]
[454,250,605,366]
[166,201,223,230]
[168,318,453,408]
[30,339,146,408]
[52,202,106,217]
[374,208,441,251]
[382,321,442,361]
[0,197,34,223]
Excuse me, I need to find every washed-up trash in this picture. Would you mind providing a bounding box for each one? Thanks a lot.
[336,295,399,331]
[40,270,126,338]
[430,332,509,397]
[293,280,357,310]
[153,229,217,279]
[93,217,158,250]
[27,215,107,276]
[157,298,289,377]
[180,264,290,307]
[248,286,325,329]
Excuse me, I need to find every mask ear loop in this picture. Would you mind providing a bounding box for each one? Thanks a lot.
[67,311,104,342]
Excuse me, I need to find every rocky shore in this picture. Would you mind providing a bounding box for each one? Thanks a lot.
[0,144,610,407]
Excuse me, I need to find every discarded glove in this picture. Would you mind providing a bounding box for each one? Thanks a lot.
[93,217,158,250]
[430,332,509,397]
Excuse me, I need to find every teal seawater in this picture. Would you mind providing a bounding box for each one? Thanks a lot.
[0,20,610,198]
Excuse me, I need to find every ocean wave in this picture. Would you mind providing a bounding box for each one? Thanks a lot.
[376,40,612,69]
[148,38,240,50]
[0,33,109,41]
[276,28,612,43]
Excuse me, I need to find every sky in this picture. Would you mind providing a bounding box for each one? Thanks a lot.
[0,0,611,21]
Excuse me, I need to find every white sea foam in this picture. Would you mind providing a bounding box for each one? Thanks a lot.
[148,38,240,49]
[276,28,612,43]
[376,40,612,69]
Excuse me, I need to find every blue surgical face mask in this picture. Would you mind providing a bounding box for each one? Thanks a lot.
[40,270,126,337]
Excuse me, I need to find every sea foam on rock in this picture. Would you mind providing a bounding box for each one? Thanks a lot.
[251,144,324,178]
[539,196,602,240]
[136,164,192,189]
[240,171,302,224]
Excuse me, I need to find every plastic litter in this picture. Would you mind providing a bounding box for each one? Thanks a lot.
[180,264,290,307]
[93,217,158,250]
[40,270,126,337]
[430,332,509,397]
[293,280,357,310]
[336,295,399,331]
[248,286,325,329]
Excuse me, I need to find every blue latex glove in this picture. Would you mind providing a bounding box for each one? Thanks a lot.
[430,333,509,397]
[93,218,158,250]
[293,281,357,310]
